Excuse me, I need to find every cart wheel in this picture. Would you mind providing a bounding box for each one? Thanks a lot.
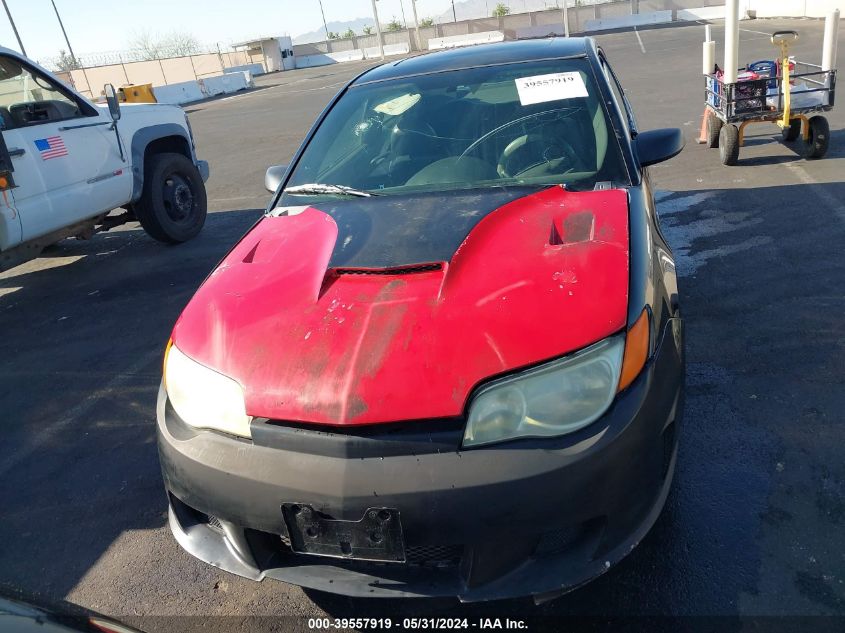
[719,124,740,166]
[802,115,829,159]
[706,112,723,148]
[781,118,801,142]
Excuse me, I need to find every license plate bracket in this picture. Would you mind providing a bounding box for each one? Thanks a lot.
[281,504,405,563]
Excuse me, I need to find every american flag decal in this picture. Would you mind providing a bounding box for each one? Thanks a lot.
[35,136,68,160]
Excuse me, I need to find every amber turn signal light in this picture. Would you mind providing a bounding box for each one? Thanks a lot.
[617,309,650,392]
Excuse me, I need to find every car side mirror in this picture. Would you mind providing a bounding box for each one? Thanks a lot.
[633,128,684,168]
[265,164,288,192]
[103,83,121,122]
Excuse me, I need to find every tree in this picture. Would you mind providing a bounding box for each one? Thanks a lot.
[419,17,434,27]
[343,28,356,39]
[161,31,201,57]
[129,30,200,60]
[492,2,510,16]
[362,25,374,35]
[386,17,403,32]
[55,49,80,71]
[327,31,340,40]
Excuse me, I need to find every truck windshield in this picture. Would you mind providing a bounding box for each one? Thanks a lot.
[278,57,628,207]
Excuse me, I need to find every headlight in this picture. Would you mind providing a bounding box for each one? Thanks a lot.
[463,336,625,447]
[164,342,252,438]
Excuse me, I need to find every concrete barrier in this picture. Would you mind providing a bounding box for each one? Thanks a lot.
[152,81,205,105]
[677,6,728,22]
[224,63,265,77]
[295,49,365,69]
[515,24,566,39]
[584,10,672,32]
[743,0,842,18]
[201,72,252,97]
[428,31,505,50]
[363,42,411,59]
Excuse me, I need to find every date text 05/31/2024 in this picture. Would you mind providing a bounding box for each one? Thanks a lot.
[307,618,529,630]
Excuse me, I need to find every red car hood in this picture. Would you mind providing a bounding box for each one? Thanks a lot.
[171,185,629,426]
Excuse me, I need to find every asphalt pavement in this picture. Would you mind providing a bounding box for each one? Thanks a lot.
[1,17,844,632]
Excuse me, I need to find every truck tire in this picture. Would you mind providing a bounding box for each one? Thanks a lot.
[719,124,740,166]
[801,116,829,159]
[135,152,207,243]
[706,112,722,148]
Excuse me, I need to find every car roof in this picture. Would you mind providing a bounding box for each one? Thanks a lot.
[354,37,595,85]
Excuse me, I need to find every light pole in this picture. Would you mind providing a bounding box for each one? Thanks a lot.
[562,0,569,37]
[1,0,26,56]
[399,0,407,29]
[410,0,421,50]
[317,0,330,42]
[50,0,78,65]
[371,0,385,60]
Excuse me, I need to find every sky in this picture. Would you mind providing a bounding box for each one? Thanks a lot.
[0,0,458,64]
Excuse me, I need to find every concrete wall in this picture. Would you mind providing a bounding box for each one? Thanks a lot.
[428,31,505,50]
[65,50,251,100]
[742,0,842,18]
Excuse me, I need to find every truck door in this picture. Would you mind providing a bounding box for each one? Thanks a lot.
[0,128,21,251]
[0,54,131,242]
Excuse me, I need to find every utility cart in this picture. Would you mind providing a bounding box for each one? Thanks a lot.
[703,30,836,166]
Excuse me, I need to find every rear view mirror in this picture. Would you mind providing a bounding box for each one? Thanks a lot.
[103,83,121,122]
[265,164,288,192]
[633,128,684,168]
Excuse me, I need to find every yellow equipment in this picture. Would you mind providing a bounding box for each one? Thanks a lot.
[120,84,157,103]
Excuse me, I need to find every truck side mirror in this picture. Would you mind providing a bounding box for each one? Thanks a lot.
[265,164,288,192]
[104,84,121,122]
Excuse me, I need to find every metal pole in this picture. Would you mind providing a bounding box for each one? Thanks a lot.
[1,0,26,56]
[562,0,569,37]
[822,9,840,72]
[724,0,739,84]
[410,0,421,50]
[399,0,407,29]
[50,0,77,65]
[451,0,457,22]
[317,0,330,41]
[371,0,385,60]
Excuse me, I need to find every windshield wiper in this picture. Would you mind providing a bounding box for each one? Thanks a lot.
[284,183,376,197]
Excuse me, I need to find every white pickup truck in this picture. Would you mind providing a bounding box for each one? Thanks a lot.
[0,47,209,272]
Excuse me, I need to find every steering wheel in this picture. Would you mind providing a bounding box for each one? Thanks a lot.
[497,134,579,178]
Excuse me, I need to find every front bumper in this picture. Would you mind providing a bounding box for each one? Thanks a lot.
[157,319,683,602]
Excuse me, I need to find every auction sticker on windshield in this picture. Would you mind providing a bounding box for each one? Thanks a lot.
[515,72,588,106]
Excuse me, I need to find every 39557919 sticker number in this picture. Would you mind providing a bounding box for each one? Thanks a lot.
[515,71,588,106]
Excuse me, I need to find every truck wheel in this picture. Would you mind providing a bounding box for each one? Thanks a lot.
[719,124,740,166]
[781,118,801,142]
[706,112,722,148]
[135,152,207,243]
[801,116,829,159]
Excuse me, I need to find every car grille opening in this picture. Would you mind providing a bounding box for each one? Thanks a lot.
[280,534,461,568]
[534,517,606,558]
[406,544,463,568]
[196,511,224,532]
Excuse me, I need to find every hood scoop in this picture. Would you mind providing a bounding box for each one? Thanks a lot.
[334,263,443,276]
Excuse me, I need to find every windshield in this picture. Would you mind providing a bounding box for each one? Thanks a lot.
[277,58,628,207]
